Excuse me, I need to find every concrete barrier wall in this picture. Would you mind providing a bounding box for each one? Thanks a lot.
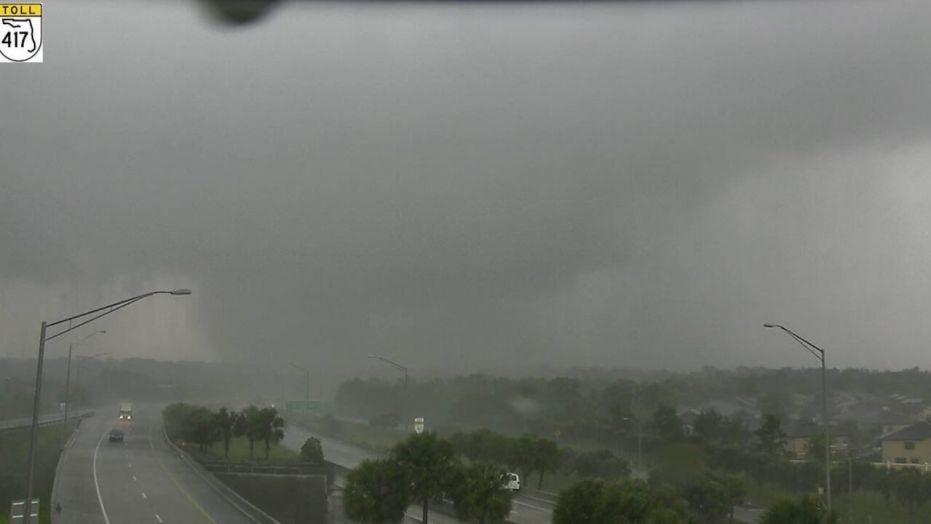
[217,472,328,524]
[163,431,282,524]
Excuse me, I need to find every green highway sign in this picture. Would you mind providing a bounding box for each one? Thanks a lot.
[286,400,321,413]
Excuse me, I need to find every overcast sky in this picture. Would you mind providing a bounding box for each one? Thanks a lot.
[3,1,931,374]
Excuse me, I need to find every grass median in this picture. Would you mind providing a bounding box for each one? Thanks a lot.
[0,422,76,524]
[290,414,403,454]
[180,435,298,464]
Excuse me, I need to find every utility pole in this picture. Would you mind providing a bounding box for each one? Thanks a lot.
[64,344,72,425]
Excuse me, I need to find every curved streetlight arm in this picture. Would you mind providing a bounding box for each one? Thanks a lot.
[782,328,822,361]
[368,355,409,388]
[46,296,145,342]
[74,330,106,348]
[368,355,407,374]
[368,355,409,425]
[46,289,189,342]
[764,323,824,362]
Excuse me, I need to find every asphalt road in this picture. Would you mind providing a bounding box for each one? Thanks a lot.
[281,421,554,524]
[53,405,256,524]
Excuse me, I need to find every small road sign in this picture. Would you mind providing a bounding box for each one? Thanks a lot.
[414,417,425,434]
[286,400,321,413]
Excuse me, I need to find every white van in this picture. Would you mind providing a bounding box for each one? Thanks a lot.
[504,472,521,491]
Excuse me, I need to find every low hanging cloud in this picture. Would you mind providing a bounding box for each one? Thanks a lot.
[3,1,931,373]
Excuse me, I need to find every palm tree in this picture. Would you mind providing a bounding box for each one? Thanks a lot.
[449,463,513,524]
[239,405,261,459]
[391,432,458,524]
[343,459,411,523]
[214,408,237,459]
[256,407,285,459]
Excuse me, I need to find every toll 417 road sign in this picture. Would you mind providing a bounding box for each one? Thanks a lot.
[286,400,321,413]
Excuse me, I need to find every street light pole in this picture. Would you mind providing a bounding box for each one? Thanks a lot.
[368,355,408,387]
[637,419,643,470]
[24,321,47,524]
[64,330,105,425]
[74,352,108,410]
[368,355,409,423]
[624,415,642,470]
[626,383,644,471]
[64,343,72,426]
[764,323,831,511]
[290,363,311,404]
[23,289,191,524]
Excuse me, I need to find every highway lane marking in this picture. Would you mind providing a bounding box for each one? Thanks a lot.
[512,498,553,512]
[93,429,113,524]
[156,457,218,523]
[155,514,163,523]
[142,491,148,500]
[519,493,556,505]
[133,475,138,481]
[154,431,264,524]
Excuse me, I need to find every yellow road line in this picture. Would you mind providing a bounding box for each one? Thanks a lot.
[148,431,217,524]
[157,458,219,524]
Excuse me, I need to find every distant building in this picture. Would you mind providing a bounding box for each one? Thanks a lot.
[679,408,699,437]
[881,421,931,466]
[866,408,913,436]
[784,419,848,460]
[836,404,913,436]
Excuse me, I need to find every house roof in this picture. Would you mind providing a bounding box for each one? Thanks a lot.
[883,421,931,441]
[838,405,913,426]
[785,421,822,438]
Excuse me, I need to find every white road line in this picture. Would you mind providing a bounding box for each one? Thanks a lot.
[519,493,556,505]
[142,492,148,500]
[93,429,113,524]
[155,514,163,523]
[133,474,138,481]
[129,463,133,468]
[513,498,552,512]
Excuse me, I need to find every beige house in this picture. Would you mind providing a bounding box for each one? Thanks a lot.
[784,420,848,460]
[881,421,931,466]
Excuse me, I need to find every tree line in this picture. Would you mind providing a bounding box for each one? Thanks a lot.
[693,410,931,522]
[449,428,630,488]
[162,403,286,460]
[554,465,840,524]
[335,368,931,450]
[344,432,513,524]
[344,429,744,524]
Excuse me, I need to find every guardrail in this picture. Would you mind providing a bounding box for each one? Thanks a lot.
[0,411,94,433]
[162,431,281,524]
[200,461,332,477]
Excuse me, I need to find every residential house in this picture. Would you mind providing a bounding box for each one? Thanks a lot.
[784,419,849,460]
[881,420,931,466]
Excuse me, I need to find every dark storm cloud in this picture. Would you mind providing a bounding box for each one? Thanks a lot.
[3,1,931,372]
